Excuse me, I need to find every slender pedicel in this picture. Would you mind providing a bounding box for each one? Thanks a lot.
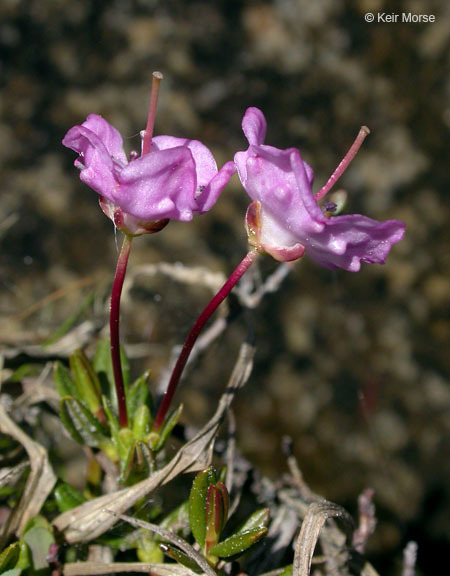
[142,71,163,156]
[315,126,370,201]
[110,73,163,427]
[110,233,133,428]
[153,249,259,431]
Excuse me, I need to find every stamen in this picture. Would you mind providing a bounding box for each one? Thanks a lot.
[141,71,163,156]
[315,126,370,202]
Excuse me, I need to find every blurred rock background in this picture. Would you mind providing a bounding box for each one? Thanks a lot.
[0,0,448,574]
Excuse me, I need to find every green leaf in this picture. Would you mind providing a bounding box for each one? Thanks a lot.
[216,481,229,534]
[189,468,212,549]
[127,371,151,423]
[93,339,129,408]
[151,404,183,452]
[54,481,87,513]
[121,441,154,485]
[238,507,270,532]
[22,518,54,571]
[136,538,164,564]
[132,405,151,441]
[0,542,20,572]
[205,484,222,552]
[60,397,109,447]
[107,426,135,473]
[102,395,119,433]
[53,361,78,399]
[208,526,268,558]
[0,569,22,576]
[160,544,202,573]
[279,566,293,576]
[9,364,42,383]
[69,350,103,414]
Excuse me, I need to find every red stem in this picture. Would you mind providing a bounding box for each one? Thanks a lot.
[110,234,133,427]
[153,249,258,430]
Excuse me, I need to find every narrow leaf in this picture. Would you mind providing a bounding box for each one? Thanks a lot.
[121,441,154,485]
[60,397,109,447]
[188,468,211,549]
[0,542,20,572]
[160,544,202,573]
[127,371,151,423]
[216,482,229,533]
[152,404,183,452]
[53,362,78,399]
[209,526,268,558]
[93,339,129,408]
[132,405,151,441]
[238,507,270,533]
[205,485,222,553]
[69,350,102,414]
[54,481,87,513]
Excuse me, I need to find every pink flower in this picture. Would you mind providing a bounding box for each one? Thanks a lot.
[234,107,405,271]
[63,114,235,234]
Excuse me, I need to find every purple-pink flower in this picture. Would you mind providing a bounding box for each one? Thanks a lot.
[63,114,235,234]
[234,107,405,271]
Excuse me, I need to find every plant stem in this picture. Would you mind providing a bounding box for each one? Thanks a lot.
[153,249,259,431]
[110,234,133,428]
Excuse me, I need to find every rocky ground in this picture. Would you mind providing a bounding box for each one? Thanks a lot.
[0,1,448,574]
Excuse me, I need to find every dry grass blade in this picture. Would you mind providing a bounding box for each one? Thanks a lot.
[292,500,354,576]
[63,561,200,575]
[53,342,255,543]
[117,513,216,576]
[0,462,29,489]
[0,404,56,547]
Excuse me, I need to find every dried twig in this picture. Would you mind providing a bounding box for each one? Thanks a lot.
[53,343,255,543]
[0,462,29,490]
[234,261,293,309]
[116,513,216,576]
[353,488,377,554]
[0,403,56,546]
[402,541,418,576]
[292,501,354,576]
[224,408,236,495]
[63,561,199,575]
[282,436,318,503]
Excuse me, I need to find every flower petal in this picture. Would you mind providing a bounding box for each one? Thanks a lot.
[195,160,236,213]
[152,136,218,188]
[290,151,406,271]
[62,124,120,201]
[77,114,127,165]
[235,145,323,237]
[242,107,267,146]
[304,215,406,271]
[114,147,198,221]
